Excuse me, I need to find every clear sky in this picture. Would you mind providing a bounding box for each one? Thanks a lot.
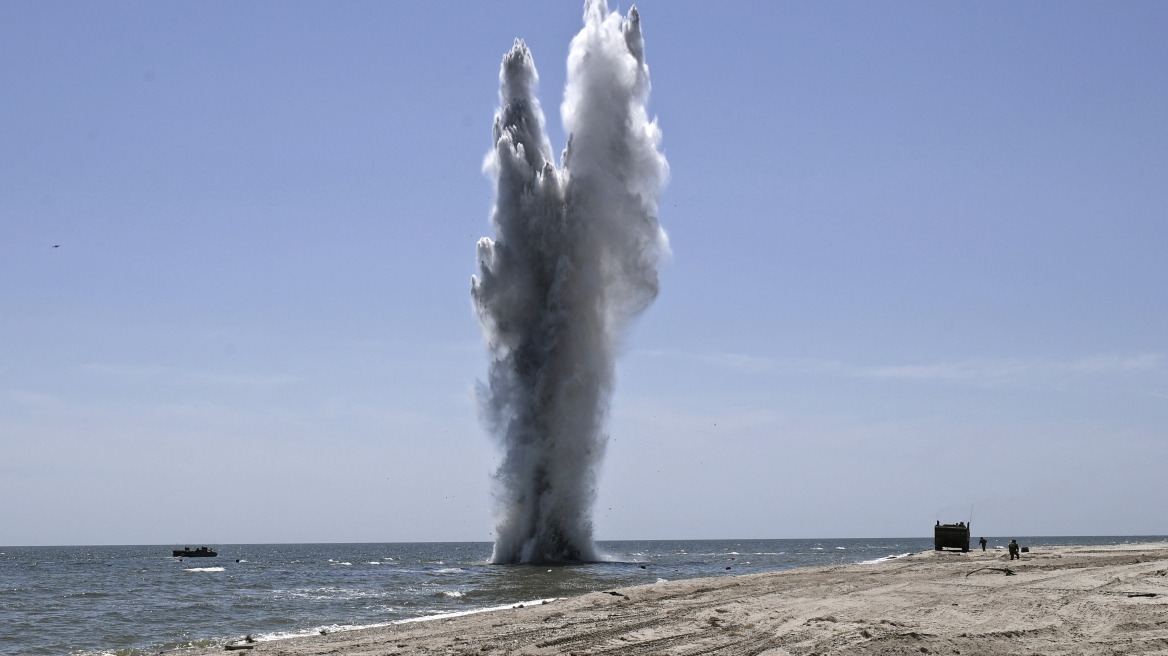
[2,1,1165,546]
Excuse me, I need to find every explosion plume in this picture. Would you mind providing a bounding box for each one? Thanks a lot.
[471,0,668,564]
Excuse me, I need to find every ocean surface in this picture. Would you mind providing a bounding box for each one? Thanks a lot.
[2,536,1164,656]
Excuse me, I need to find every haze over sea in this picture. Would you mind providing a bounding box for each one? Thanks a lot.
[2,537,1164,656]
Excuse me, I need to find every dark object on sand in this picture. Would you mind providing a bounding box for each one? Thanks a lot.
[1128,593,1157,598]
[934,521,970,552]
[1021,547,1029,553]
[173,546,217,558]
[966,567,1015,577]
[224,645,254,651]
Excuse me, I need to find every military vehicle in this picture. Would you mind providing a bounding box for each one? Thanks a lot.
[934,522,970,552]
[173,546,217,557]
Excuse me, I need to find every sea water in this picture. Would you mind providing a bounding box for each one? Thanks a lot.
[1,536,1163,655]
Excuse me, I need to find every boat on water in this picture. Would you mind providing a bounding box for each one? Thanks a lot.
[173,546,217,558]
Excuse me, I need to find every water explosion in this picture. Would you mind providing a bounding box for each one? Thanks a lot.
[471,1,668,564]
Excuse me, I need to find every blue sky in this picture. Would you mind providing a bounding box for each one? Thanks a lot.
[2,1,1165,545]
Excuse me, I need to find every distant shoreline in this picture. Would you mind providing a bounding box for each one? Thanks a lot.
[179,541,1168,655]
[8,535,1168,549]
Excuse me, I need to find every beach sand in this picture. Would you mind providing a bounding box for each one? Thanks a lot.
[185,542,1168,655]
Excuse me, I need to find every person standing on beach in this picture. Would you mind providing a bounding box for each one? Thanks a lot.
[979,537,988,551]
[1009,540,1020,560]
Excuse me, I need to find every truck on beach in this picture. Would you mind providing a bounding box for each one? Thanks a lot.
[934,522,970,552]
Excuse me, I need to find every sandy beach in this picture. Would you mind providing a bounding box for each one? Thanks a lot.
[184,542,1168,656]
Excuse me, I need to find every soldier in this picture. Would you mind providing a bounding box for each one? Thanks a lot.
[979,537,988,551]
[1008,539,1020,560]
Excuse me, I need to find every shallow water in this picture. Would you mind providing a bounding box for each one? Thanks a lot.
[1,536,1163,655]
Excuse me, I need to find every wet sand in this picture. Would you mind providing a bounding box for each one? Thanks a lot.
[183,542,1168,656]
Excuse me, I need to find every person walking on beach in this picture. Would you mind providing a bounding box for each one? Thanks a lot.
[1008,539,1020,560]
[979,537,987,551]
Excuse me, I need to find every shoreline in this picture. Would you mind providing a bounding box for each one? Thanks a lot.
[180,541,1168,655]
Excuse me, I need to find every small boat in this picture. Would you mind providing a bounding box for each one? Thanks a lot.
[173,546,217,558]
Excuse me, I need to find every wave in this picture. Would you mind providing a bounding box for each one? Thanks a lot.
[184,567,224,572]
[274,587,390,602]
[394,598,560,625]
[249,595,564,644]
[859,553,914,564]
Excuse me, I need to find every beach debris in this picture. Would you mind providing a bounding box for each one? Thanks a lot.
[223,635,257,651]
[965,567,1015,577]
[1127,593,1157,598]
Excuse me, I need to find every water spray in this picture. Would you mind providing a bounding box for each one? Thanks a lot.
[471,1,668,564]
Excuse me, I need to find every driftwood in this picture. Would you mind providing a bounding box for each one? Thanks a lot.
[224,636,256,651]
[966,567,1015,577]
